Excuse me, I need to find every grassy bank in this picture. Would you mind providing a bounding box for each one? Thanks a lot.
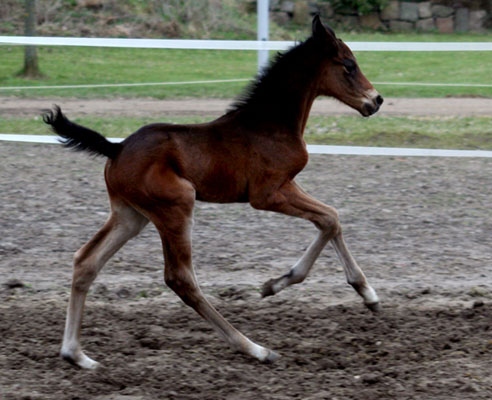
[3,114,491,150]
[1,31,491,99]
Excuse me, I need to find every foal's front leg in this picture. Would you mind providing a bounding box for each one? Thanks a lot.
[253,181,379,310]
[331,234,379,311]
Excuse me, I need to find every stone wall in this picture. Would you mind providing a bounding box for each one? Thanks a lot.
[268,0,490,32]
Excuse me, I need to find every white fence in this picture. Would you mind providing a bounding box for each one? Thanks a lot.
[1,36,491,91]
[1,36,492,51]
[2,134,492,158]
[1,36,491,157]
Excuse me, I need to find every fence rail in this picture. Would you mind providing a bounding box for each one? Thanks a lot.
[2,134,492,158]
[1,36,492,52]
[1,36,491,157]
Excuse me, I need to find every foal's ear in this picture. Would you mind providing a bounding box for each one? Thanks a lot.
[312,15,338,53]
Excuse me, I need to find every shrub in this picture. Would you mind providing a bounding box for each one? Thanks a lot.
[329,0,389,15]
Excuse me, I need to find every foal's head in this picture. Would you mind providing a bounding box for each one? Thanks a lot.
[312,16,383,117]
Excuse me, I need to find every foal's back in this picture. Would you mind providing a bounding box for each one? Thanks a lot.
[107,114,308,204]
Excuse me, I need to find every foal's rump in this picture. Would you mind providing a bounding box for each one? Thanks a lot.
[44,108,175,161]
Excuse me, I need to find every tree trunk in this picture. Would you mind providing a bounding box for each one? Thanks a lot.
[18,0,43,78]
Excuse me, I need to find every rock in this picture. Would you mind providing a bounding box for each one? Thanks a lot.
[139,337,161,349]
[473,300,484,308]
[271,11,290,25]
[77,0,104,8]
[293,0,310,24]
[308,2,319,16]
[242,0,256,13]
[113,24,133,37]
[4,279,25,289]
[280,0,295,13]
[468,286,487,297]
[390,20,414,32]
[93,283,108,296]
[416,18,435,31]
[455,8,469,32]
[469,10,487,32]
[436,16,454,33]
[359,13,385,30]
[381,0,399,20]
[116,286,132,298]
[418,2,432,19]
[400,2,419,21]
[362,373,381,384]
[337,15,358,30]
[318,2,334,18]
[461,382,481,393]
[431,4,454,18]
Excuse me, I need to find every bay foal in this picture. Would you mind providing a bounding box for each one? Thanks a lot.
[44,16,383,368]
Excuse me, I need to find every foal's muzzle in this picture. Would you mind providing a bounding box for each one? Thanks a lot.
[361,94,384,117]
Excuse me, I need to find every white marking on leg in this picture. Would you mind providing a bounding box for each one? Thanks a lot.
[331,234,379,307]
[61,287,101,369]
[247,340,270,360]
[269,231,331,295]
[61,204,148,368]
[361,286,379,306]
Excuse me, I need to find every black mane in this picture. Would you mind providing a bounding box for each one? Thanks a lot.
[228,37,320,115]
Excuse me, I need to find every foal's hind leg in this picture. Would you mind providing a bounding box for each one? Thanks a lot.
[141,177,279,362]
[61,203,148,369]
[253,181,379,310]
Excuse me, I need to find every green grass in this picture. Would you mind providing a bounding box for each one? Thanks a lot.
[0,31,491,99]
[0,47,256,98]
[339,32,492,42]
[353,51,492,97]
[305,115,492,149]
[3,114,491,150]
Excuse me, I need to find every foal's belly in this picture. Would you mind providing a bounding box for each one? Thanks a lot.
[193,170,249,203]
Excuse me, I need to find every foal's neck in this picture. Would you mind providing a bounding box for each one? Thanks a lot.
[229,40,323,138]
[288,83,319,136]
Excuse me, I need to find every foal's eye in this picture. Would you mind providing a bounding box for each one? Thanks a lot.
[343,59,357,75]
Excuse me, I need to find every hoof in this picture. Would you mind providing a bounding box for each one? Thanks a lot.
[365,302,381,313]
[261,279,277,298]
[61,351,101,369]
[262,349,281,364]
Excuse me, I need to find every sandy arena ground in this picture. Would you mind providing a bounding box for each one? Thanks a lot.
[1,140,491,398]
[2,96,492,118]
[1,97,492,399]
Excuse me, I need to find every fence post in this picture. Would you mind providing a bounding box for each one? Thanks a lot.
[257,0,269,74]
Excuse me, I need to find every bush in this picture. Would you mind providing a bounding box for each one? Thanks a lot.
[330,0,389,15]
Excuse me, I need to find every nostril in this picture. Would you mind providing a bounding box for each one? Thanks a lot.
[375,95,384,106]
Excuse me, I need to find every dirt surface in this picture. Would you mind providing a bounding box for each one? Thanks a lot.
[1,140,491,399]
[2,96,492,119]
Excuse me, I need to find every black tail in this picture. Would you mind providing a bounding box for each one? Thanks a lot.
[43,106,121,159]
